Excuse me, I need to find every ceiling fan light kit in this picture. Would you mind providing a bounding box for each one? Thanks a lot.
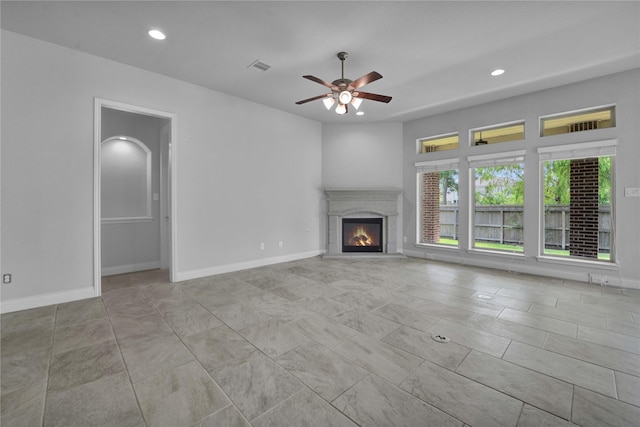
[296,51,392,115]
[338,90,352,104]
[322,97,335,110]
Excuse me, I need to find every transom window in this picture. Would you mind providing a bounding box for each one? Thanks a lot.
[540,106,615,137]
[418,133,459,153]
[471,122,524,146]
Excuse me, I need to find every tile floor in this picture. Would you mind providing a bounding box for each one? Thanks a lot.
[2,257,639,426]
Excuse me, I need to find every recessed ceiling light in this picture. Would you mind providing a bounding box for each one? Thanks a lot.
[356,111,365,116]
[491,68,505,76]
[148,29,166,40]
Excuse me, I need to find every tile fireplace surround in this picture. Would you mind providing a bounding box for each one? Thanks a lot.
[324,188,404,258]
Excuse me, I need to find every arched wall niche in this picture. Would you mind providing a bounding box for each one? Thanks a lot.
[100,135,152,223]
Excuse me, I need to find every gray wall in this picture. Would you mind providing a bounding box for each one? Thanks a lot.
[321,122,404,251]
[321,122,403,188]
[403,69,640,287]
[1,30,322,311]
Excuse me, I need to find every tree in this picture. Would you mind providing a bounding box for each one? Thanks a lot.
[543,157,611,205]
[543,160,570,204]
[439,170,458,205]
[598,157,611,205]
[474,164,524,205]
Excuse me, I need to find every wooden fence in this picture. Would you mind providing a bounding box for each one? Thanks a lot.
[439,205,611,251]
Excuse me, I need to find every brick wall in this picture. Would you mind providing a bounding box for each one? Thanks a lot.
[421,172,440,243]
[569,158,599,258]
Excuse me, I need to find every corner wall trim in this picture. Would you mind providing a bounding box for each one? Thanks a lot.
[175,250,324,282]
[1,287,96,314]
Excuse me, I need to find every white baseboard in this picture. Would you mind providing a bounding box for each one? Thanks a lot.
[175,250,324,282]
[101,261,161,277]
[1,286,96,314]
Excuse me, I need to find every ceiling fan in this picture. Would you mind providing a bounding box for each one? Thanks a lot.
[295,52,392,115]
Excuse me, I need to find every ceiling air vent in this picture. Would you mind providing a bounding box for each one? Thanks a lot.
[247,59,271,72]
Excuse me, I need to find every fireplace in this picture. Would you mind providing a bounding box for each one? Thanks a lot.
[342,218,383,253]
[324,188,403,257]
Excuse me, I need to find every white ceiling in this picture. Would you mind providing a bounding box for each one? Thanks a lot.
[2,1,639,123]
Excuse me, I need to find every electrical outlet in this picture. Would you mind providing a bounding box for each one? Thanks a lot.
[624,187,640,197]
[278,241,283,248]
[589,273,609,284]
[260,243,265,250]
[3,274,12,284]
[403,236,408,243]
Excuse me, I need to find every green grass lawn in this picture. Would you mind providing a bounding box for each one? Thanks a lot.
[437,238,610,260]
[438,238,522,252]
[543,248,610,260]
[437,238,459,246]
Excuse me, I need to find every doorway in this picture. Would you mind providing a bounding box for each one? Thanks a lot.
[93,98,177,296]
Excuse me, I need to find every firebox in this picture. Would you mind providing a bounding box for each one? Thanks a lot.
[342,218,383,253]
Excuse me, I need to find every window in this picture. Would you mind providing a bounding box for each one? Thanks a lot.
[540,105,615,137]
[469,151,525,252]
[539,140,615,262]
[418,133,459,153]
[416,159,459,246]
[471,122,524,146]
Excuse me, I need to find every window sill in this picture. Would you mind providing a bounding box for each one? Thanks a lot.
[415,243,460,251]
[536,255,619,270]
[468,248,525,258]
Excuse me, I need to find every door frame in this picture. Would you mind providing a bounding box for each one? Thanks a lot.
[93,98,178,295]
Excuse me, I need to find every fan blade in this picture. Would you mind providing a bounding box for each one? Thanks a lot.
[349,71,383,90]
[303,75,336,90]
[353,91,392,103]
[295,93,331,105]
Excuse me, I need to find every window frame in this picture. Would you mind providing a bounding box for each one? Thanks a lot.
[469,120,525,147]
[468,150,526,254]
[415,158,460,247]
[539,105,616,137]
[537,139,617,264]
[417,132,459,154]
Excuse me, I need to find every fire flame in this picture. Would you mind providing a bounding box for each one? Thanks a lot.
[349,226,375,246]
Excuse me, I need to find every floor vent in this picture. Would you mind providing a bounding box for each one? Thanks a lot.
[431,334,450,343]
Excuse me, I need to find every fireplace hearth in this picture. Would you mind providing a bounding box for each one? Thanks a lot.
[342,218,383,253]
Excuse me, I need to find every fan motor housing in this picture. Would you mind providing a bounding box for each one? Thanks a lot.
[332,78,352,88]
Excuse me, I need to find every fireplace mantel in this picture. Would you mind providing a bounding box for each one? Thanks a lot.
[325,188,401,216]
[324,188,404,258]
